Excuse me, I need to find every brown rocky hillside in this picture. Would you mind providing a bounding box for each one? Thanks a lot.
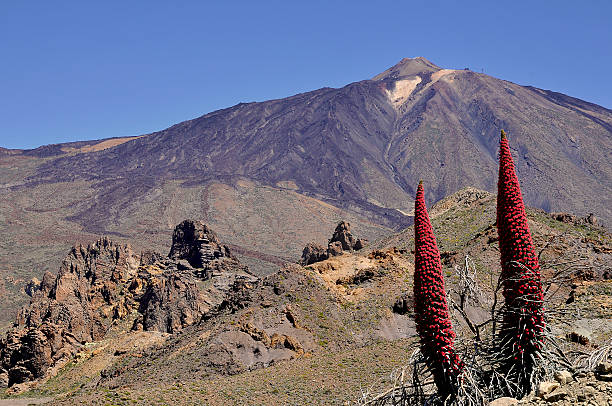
[1,188,609,405]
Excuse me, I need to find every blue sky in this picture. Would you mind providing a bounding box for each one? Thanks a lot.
[1,1,610,149]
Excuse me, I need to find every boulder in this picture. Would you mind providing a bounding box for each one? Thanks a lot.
[551,212,577,224]
[566,327,592,345]
[553,370,572,384]
[392,293,413,315]
[300,243,328,265]
[542,388,568,402]
[537,381,560,397]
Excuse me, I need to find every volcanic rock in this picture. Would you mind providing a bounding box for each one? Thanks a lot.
[554,370,573,385]
[134,269,208,333]
[300,243,328,265]
[567,327,592,345]
[1,238,137,386]
[542,387,568,402]
[354,238,368,251]
[329,221,356,251]
[537,381,560,397]
[327,241,343,257]
[0,220,257,387]
[393,293,413,315]
[168,219,248,278]
[24,278,40,297]
[299,221,368,265]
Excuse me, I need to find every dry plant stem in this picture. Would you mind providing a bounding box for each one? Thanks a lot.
[574,340,612,370]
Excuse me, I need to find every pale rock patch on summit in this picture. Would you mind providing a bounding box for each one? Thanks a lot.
[430,68,457,83]
[385,76,422,108]
[382,68,457,109]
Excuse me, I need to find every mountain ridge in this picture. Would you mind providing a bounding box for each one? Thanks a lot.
[23,58,612,222]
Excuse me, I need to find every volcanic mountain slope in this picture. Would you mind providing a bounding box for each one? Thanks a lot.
[0,56,611,331]
[29,57,612,225]
[1,188,610,405]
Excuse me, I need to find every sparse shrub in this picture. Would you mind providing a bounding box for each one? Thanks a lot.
[413,181,463,400]
[496,130,545,396]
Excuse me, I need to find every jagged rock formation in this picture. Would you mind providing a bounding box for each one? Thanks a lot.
[329,221,368,252]
[330,221,357,251]
[327,241,344,257]
[168,220,247,276]
[0,238,137,386]
[0,220,256,388]
[300,221,368,265]
[300,243,329,266]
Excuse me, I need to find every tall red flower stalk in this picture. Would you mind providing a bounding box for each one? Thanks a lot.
[414,181,463,399]
[496,130,545,395]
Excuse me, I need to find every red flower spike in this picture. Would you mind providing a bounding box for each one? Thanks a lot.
[496,130,545,394]
[414,181,463,398]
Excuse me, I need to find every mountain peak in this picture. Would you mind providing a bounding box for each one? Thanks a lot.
[373,56,441,81]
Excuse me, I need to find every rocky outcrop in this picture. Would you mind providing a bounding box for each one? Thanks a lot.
[0,220,257,387]
[23,278,40,297]
[518,366,612,405]
[329,221,367,252]
[168,220,248,278]
[1,238,137,386]
[300,243,328,265]
[299,221,368,265]
[327,241,343,257]
[134,269,208,333]
[551,212,600,227]
[131,263,257,333]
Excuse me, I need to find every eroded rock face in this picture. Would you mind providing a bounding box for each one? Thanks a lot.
[0,220,257,387]
[132,265,257,333]
[327,221,368,256]
[330,221,356,251]
[300,243,328,265]
[135,270,208,333]
[1,238,137,386]
[551,212,600,227]
[168,220,248,277]
[299,221,369,266]
[329,221,368,252]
